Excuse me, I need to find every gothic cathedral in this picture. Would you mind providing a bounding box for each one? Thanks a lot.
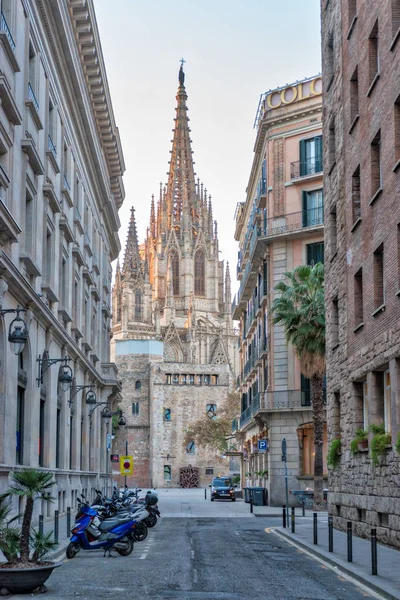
[111,66,238,488]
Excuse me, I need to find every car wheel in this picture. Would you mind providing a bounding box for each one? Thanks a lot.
[210,498,214,502]
[232,498,236,502]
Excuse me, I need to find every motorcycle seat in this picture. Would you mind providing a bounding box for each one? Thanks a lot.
[99,516,132,532]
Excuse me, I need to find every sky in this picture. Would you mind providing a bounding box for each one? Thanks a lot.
[94,0,322,294]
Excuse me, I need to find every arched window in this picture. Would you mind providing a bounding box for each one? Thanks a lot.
[135,380,141,390]
[171,252,179,296]
[135,290,142,321]
[194,251,205,296]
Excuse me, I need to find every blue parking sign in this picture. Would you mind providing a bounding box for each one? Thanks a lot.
[258,439,268,452]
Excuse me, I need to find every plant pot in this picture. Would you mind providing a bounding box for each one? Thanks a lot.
[0,561,62,593]
[358,440,368,450]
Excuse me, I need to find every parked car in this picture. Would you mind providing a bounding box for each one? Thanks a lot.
[209,476,237,502]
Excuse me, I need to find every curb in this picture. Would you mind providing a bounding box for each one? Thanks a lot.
[273,528,400,600]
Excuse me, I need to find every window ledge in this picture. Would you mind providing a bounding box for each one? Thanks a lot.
[372,304,386,317]
[351,217,362,232]
[393,158,400,173]
[368,187,383,206]
[353,322,364,333]
[366,73,380,97]
[347,15,357,39]
[349,114,359,134]
[390,26,400,51]
[328,160,336,176]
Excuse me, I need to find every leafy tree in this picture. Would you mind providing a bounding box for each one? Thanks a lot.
[271,263,325,508]
[183,391,240,454]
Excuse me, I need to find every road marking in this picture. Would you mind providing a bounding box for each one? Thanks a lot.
[191,549,195,560]
[193,568,198,584]
[264,527,276,534]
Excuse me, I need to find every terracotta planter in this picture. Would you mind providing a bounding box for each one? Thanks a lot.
[358,439,368,450]
[0,562,61,594]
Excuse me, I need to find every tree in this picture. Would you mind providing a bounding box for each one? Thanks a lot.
[271,263,325,508]
[183,390,240,454]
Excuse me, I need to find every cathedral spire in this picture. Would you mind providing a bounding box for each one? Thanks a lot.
[123,206,142,278]
[150,194,156,238]
[225,262,232,311]
[166,62,196,228]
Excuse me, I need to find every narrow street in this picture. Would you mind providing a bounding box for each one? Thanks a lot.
[22,491,380,600]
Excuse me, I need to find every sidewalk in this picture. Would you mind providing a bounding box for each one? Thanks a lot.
[273,512,400,600]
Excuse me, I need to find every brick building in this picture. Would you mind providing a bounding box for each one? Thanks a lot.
[111,66,238,488]
[322,0,400,547]
[232,76,327,505]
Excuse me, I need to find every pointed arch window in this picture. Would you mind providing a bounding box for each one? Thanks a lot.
[171,251,179,296]
[194,250,205,296]
[135,290,142,320]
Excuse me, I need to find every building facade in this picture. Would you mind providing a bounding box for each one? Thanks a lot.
[232,76,327,505]
[111,66,238,489]
[0,0,124,513]
[322,0,400,547]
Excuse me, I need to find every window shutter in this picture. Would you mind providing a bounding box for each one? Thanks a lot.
[301,374,311,406]
[302,190,308,227]
[299,139,306,176]
[315,135,323,172]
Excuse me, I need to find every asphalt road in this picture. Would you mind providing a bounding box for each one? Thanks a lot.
[17,516,380,600]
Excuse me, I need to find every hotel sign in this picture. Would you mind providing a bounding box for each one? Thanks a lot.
[263,76,322,112]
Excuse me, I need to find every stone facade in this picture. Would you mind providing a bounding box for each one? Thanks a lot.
[111,67,238,488]
[322,0,400,548]
[233,77,327,505]
[0,0,125,513]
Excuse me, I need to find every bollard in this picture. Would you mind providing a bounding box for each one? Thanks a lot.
[67,506,71,535]
[371,528,378,575]
[302,498,305,517]
[328,515,333,552]
[39,514,44,535]
[282,505,286,528]
[291,507,295,533]
[347,521,353,563]
[313,512,318,545]
[54,510,59,543]
[204,488,207,500]
[250,497,253,514]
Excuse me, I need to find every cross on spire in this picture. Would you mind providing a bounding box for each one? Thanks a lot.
[180,57,186,68]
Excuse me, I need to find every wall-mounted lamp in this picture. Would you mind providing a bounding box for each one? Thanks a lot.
[69,379,96,408]
[37,350,73,389]
[0,305,29,355]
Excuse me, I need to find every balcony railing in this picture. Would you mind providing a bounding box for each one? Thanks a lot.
[1,12,15,51]
[48,135,57,157]
[239,406,252,428]
[290,156,323,179]
[261,389,311,409]
[28,83,39,112]
[232,418,238,433]
[255,207,324,242]
[63,174,71,191]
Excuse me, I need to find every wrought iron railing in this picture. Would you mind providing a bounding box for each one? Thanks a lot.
[28,83,39,112]
[232,418,238,433]
[261,389,311,409]
[1,12,15,51]
[74,207,82,222]
[290,156,323,179]
[48,135,57,157]
[63,174,71,191]
[239,406,252,428]
[256,207,324,240]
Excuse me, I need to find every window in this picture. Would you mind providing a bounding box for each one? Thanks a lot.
[28,42,38,108]
[135,380,141,391]
[188,374,194,385]
[132,402,139,415]
[370,130,382,198]
[211,375,218,385]
[354,268,363,327]
[206,404,217,419]
[302,189,324,227]
[204,375,210,385]
[384,370,392,434]
[351,166,361,224]
[186,440,195,454]
[330,204,337,256]
[164,465,171,481]
[205,468,214,476]
[300,423,328,475]
[181,374,187,385]
[394,95,400,164]
[326,32,334,89]
[39,399,45,467]
[80,417,84,471]
[172,374,179,385]
[306,242,324,265]
[301,374,311,406]
[392,0,400,39]
[170,252,179,296]
[16,386,25,465]
[24,189,34,256]
[350,66,359,127]
[56,407,61,469]
[373,243,384,310]
[368,21,379,90]
[194,251,205,296]
[165,374,171,385]
[48,100,56,153]
[69,415,73,470]
[164,408,171,421]
[135,290,142,321]
[331,295,339,348]
[329,118,336,171]
[299,136,323,177]
[197,374,203,385]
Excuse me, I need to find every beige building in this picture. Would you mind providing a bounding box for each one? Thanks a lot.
[111,66,238,488]
[0,0,125,512]
[232,76,327,505]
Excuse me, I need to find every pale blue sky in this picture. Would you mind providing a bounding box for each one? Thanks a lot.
[94,0,321,292]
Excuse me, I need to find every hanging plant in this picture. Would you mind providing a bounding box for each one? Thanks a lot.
[350,429,368,454]
[395,432,400,455]
[327,438,341,468]
[369,423,391,466]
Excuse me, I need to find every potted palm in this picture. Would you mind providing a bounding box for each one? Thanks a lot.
[0,469,61,594]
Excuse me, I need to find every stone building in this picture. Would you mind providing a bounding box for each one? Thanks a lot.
[322,0,400,547]
[232,76,327,505]
[111,66,238,488]
[0,0,124,512]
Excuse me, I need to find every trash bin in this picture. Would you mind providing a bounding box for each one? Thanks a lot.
[251,487,267,506]
[244,487,251,503]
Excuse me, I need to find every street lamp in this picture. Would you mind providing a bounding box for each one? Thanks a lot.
[36,351,73,389]
[0,305,29,355]
[69,380,96,408]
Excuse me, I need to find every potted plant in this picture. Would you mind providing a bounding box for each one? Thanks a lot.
[369,423,391,466]
[327,438,341,468]
[0,469,61,594]
[260,470,268,478]
[396,431,400,454]
[350,429,368,454]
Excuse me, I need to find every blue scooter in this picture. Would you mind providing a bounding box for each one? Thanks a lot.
[66,504,136,559]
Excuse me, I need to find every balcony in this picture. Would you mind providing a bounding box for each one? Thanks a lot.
[239,406,252,428]
[62,175,73,207]
[0,196,21,244]
[47,135,59,173]
[0,12,19,71]
[26,83,42,129]
[74,207,84,235]
[290,157,323,180]
[232,418,238,434]
[0,12,15,51]
[261,389,311,410]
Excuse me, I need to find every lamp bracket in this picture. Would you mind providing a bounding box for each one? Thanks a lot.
[69,385,95,407]
[36,351,71,386]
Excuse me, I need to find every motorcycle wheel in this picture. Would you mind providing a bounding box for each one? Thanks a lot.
[145,513,157,528]
[132,522,148,542]
[115,537,134,556]
[66,542,81,559]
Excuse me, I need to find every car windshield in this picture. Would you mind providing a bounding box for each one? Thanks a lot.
[212,479,231,487]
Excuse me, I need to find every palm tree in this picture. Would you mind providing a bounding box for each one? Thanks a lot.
[271,263,325,508]
[4,470,55,562]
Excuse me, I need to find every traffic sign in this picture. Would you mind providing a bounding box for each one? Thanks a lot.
[110,454,119,463]
[258,439,268,453]
[120,455,134,475]
[106,433,112,451]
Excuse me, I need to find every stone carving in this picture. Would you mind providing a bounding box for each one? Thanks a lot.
[0,278,8,310]
[179,464,199,488]
[211,336,228,365]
